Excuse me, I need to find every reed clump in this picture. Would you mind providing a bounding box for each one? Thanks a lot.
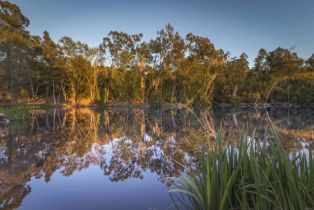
[170,131,314,210]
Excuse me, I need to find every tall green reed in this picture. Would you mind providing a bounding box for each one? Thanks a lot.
[169,130,314,210]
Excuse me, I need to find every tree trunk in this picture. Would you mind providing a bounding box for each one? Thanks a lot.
[140,75,145,103]
[139,57,145,103]
[232,85,238,98]
[52,82,56,105]
[6,45,16,102]
[171,83,177,103]
[105,69,112,104]
[29,79,35,99]
[45,86,50,100]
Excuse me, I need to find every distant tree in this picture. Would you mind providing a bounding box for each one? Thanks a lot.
[263,48,303,103]
[306,54,314,70]
[148,24,186,105]
[266,48,303,72]
[185,33,226,105]
[85,47,104,103]
[253,48,269,71]
[136,42,151,103]
[58,36,92,104]
[101,31,143,102]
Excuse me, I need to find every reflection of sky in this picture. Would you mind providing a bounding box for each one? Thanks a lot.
[21,166,171,210]
[0,145,7,160]
[10,0,314,66]
[19,133,194,209]
[1,108,313,209]
[19,134,313,210]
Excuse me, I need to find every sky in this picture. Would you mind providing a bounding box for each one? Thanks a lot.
[11,0,314,66]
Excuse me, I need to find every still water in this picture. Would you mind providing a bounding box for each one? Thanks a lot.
[0,107,313,210]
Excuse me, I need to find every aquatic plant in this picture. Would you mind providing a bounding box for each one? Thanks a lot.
[169,130,314,210]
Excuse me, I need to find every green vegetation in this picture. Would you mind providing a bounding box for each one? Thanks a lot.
[0,1,313,107]
[0,103,53,119]
[170,131,314,210]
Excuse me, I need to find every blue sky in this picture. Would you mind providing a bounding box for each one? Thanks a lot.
[11,0,314,65]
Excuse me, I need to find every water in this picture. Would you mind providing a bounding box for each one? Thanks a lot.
[0,107,313,210]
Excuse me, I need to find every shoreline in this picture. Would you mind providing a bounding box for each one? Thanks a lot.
[0,101,313,110]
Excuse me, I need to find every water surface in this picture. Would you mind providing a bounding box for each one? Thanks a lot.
[0,107,313,210]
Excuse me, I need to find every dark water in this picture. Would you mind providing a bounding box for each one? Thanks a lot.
[0,107,313,210]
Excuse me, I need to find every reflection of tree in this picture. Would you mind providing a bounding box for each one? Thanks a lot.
[213,108,314,149]
[0,107,313,209]
[0,183,30,210]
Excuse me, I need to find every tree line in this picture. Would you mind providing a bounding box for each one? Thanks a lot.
[0,1,313,107]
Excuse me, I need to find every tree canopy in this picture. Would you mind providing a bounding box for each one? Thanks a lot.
[0,1,313,106]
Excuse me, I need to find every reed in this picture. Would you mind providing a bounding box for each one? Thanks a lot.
[169,130,314,210]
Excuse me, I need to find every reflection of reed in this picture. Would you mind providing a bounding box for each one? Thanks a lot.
[185,108,216,139]
[200,111,216,138]
[152,117,161,137]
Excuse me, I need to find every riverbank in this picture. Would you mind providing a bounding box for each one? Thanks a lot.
[0,101,187,110]
[214,102,314,109]
[0,101,313,110]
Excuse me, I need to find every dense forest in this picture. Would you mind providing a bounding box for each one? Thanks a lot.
[0,1,313,107]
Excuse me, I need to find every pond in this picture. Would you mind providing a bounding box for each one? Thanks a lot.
[0,106,313,210]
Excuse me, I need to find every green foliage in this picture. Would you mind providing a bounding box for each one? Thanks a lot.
[170,131,314,210]
[0,103,52,120]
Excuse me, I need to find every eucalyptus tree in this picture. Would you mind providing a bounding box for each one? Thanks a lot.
[233,53,249,99]
[306,54,314,71]
[264,48,303,103]
[213,53,249,103]
[0,0,33,101]
[85,47,104,103]
[101,31,143,102]
[185,33,226,106]
[134,41,151,103]
[266,47,303,73]
[58,37,92,104]
[149,24,186,104]
[41,31,63,103]
[23,35,45,99]
[251,49,271,102]
[253,48,269,71]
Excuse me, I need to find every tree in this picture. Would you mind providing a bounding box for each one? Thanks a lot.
[41,31,62,104]
[306,54,314,70]
[58,36,92,104]
[184,33,226,105]
[253,48,269,71]
[264,48,303,104]
[85,47,104,103]
[23,35,45,99]
[213,53,249,104]
[0,1,33,101]
[266,48,303,73]
[101,31,143,102]
[148,24,186,105]
[134,42,149,103]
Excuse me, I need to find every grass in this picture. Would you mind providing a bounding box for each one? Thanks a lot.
[169,129,314,210]
[0,103,53,120]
